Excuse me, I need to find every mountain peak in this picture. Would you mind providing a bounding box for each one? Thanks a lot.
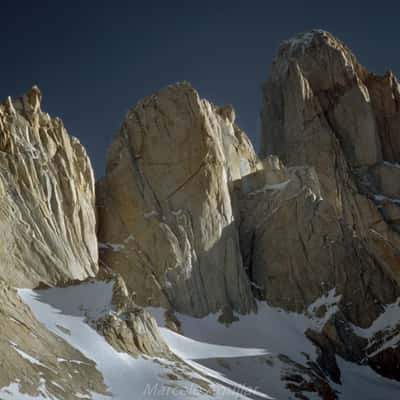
[22,85,42,113]
[1,85,43,117]
[279,29,345,55]
[272,29,362,81]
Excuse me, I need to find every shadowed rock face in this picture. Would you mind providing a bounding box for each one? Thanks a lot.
[97,82,258,317]
[237,161,399,325]
[0,87,98,288]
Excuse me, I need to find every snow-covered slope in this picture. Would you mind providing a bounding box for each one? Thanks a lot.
[6,280,399,399]
[149,299,400,400]
[9,281,271,400]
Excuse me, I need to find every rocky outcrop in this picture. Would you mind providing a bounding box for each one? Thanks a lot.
[0,87,98,288]
[255,29,400,385]
[237,160,399,324]
[0,281,108,399]
[97,274,171,358]
[97,82,258,317]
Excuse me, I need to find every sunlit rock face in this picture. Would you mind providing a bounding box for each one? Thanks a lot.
[255,30,400,384]
[0,87,178,399]
[259,29,400,305]
[261,30,400,236]
[0,87,98,288]
[97,82,258,317]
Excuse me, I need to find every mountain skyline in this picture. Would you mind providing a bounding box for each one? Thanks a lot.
[2,23,400,398]
[2,0,400,176]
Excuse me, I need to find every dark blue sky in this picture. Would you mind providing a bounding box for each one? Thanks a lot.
[1,1,399,177]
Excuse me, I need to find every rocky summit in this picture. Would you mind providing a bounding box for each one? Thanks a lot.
[1,30,400,400]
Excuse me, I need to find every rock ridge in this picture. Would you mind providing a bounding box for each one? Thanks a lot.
[0,86,98,288]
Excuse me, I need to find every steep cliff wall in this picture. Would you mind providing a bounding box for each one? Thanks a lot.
[97,82,258,317]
